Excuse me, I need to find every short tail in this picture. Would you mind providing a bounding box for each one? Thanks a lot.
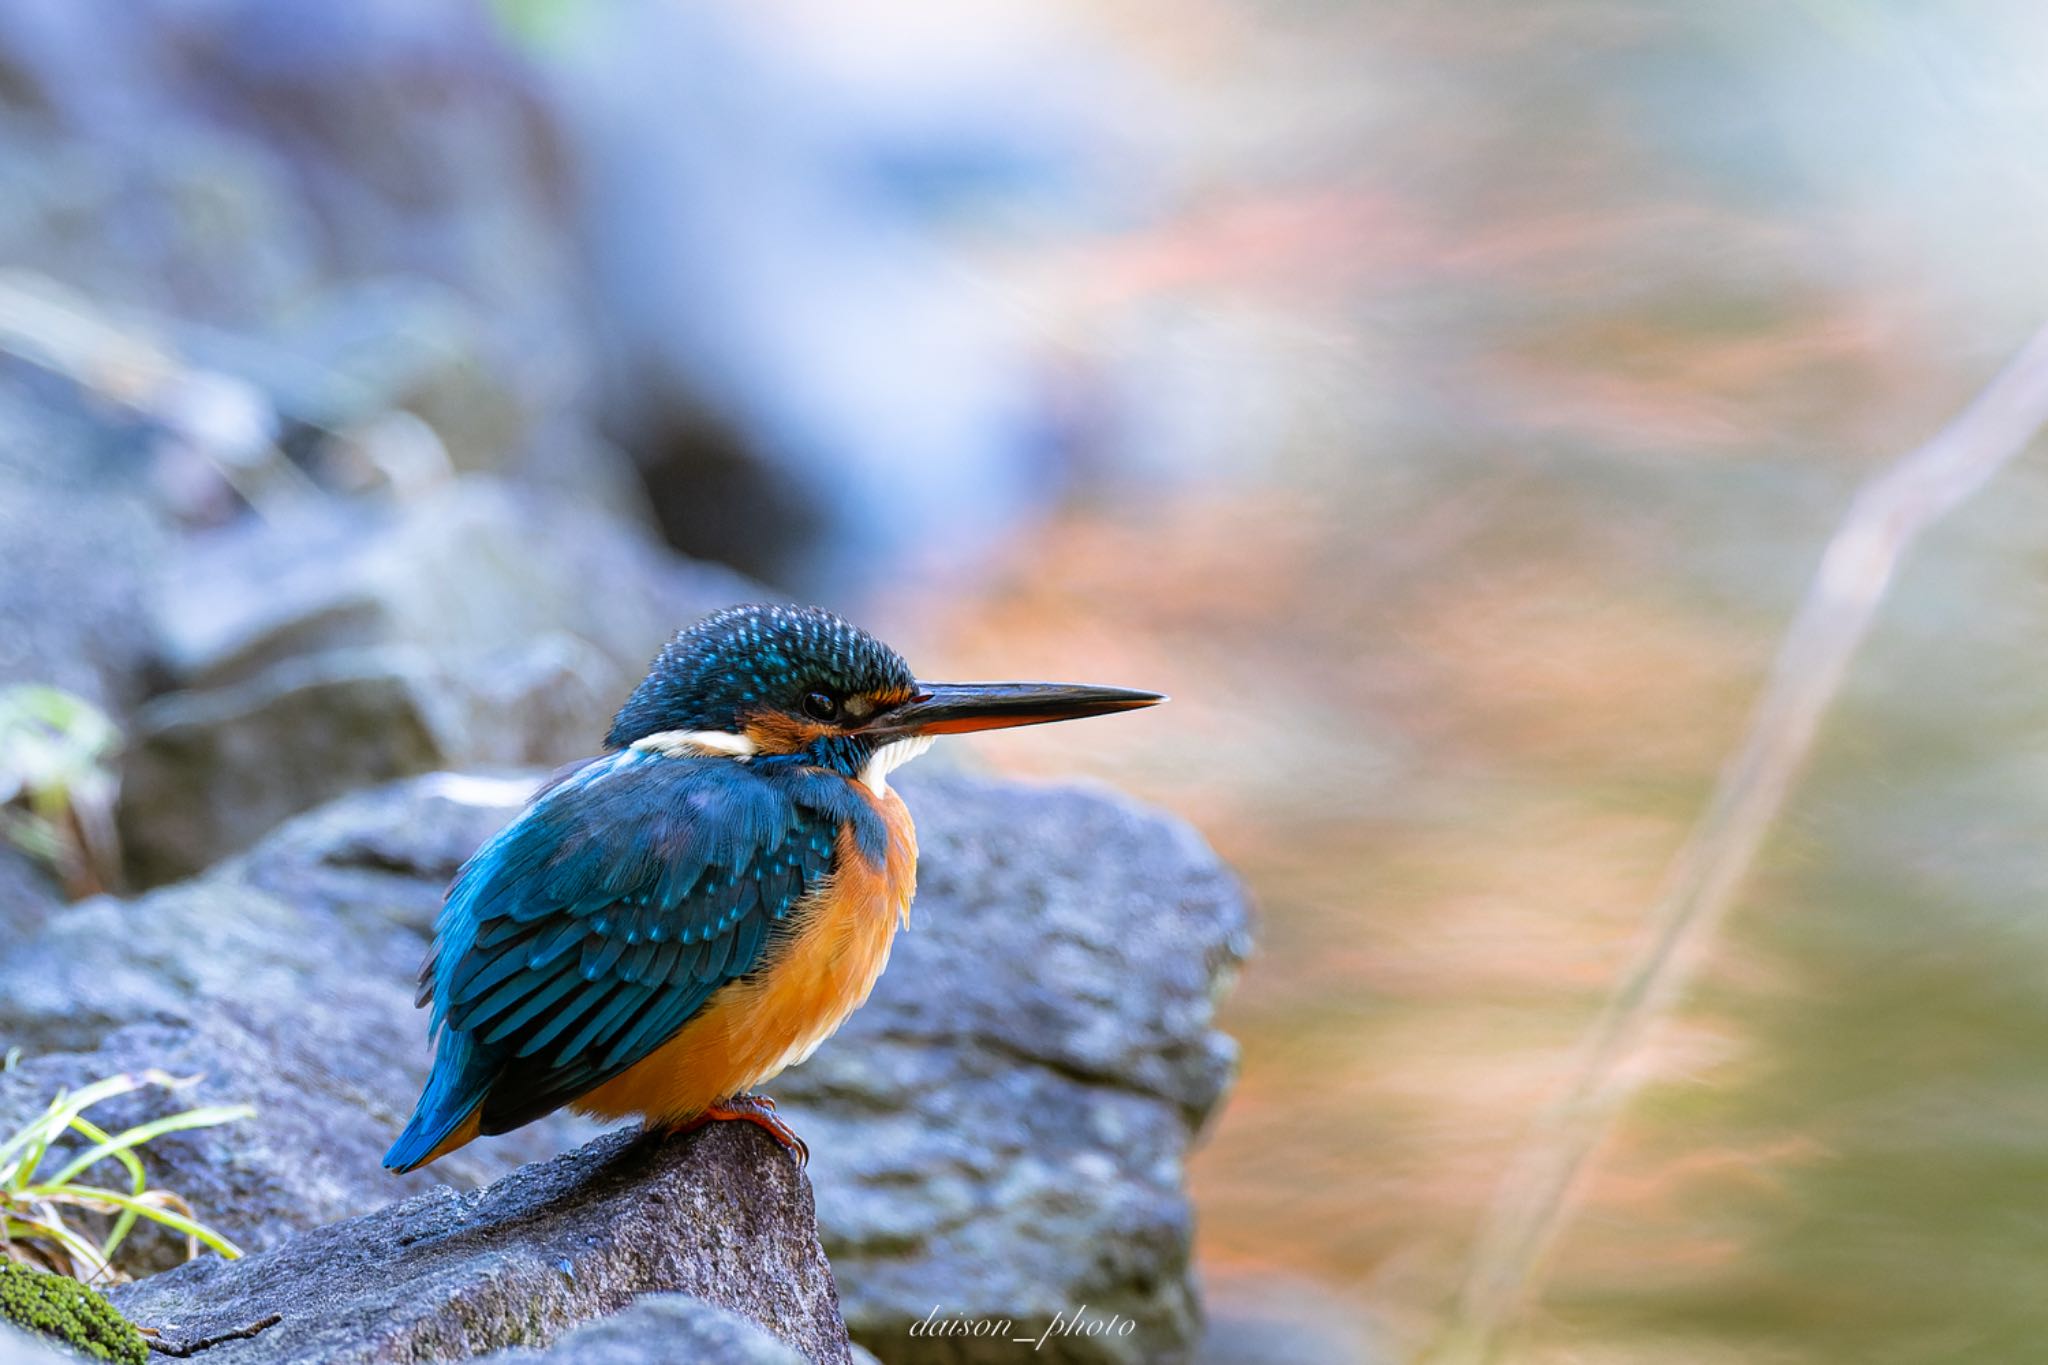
[385,1033,492,1173]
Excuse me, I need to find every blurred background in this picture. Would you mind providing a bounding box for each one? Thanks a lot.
[4,1,2048,1361]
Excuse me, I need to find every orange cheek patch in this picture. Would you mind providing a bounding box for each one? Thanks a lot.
[742,711,835,754]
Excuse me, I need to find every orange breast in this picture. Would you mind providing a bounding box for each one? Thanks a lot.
[570,785,918,1125]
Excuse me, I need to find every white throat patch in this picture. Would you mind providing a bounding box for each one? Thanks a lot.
[631,729,759,760]
[859,734,934,797]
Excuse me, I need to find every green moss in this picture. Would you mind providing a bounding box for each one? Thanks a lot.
[0,1263,147,1364]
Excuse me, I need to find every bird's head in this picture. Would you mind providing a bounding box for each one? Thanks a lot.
[606,604,1163,791]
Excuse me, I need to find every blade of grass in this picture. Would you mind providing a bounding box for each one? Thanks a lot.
[0,1073,169,1180]
[6,1099,66,1192]
[34,1186,243,1260]
[57,1117,147,1193]
[43,1105,256,1190]
[4,1211,108,1281]
[62,1116,147,1257]
[0,1070,245,1276]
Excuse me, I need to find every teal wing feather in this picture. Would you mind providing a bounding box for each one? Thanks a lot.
[384,751,880,1168]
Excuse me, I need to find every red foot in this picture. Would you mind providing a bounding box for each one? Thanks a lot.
[674,1092,807,1168]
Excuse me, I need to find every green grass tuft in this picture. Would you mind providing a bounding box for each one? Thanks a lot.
[0,684,121,898]
[1,1069,252,1284]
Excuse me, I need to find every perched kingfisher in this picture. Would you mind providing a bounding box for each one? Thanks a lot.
[385,603,1162,1172]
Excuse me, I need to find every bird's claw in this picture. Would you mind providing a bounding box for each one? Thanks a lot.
[676,1093,807,1169]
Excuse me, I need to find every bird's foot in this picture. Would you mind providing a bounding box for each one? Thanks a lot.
[676,1092,807,1169]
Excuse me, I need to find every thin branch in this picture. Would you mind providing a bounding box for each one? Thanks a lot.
[1432,321,2048,1364]
[140,1313,283,1357]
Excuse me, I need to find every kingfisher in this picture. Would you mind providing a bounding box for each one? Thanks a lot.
[385,603,1162,1172]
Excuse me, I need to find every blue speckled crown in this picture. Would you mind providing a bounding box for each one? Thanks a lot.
[605,604,916,746]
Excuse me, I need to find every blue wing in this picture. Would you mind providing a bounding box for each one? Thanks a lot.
[385,749,882,1171]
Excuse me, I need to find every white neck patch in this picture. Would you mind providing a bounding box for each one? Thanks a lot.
[631,728,759,760]
[859,734,934,797]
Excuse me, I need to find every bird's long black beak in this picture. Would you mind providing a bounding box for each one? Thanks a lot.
[876,680,1165,736]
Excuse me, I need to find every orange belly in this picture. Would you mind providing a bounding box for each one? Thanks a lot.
[570,786,917,1124]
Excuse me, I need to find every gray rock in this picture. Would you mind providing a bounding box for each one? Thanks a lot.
[0,1323,81,1365]
[6,767,1248,1363]
[0,773,550,1056]
[0,777,602,1274]
[118,650,452,888]
[775,772,1251,1365]
[119,476,757,884]
[107,1125,850,1365]
[0,367,164,719]
[150,478,742,694]
[0,845,64,945]
[0,899,590,1276]
[0,879,346,1057]
[478,1293,809,1365]
[230,768,543,928]
[116,640,613,886]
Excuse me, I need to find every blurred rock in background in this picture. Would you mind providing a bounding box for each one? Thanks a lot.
[546,0,1152,592]
[120,476,753,883]
[0,5,1252,1359]
[0,0,1151,598]
[0,0,1167,892]
[0,0,651,892]
[0,0,601,504]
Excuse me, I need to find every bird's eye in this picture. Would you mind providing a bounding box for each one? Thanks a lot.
[802,691,841,722]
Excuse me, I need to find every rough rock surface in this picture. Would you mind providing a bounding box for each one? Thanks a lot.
[779,771,1250,1365]
[0,778,598,1275]
[2,766,1248,1362]
[476,1294,809,1365]
[107,1125,850,1365]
